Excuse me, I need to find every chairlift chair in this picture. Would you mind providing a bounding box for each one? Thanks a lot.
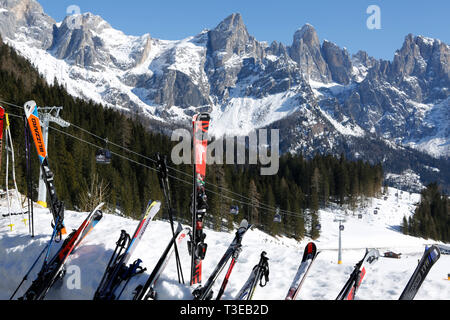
[273,208,282,223]
[96,148,112,164]
[230,205,239,216]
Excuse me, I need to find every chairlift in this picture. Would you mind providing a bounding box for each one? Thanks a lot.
[273,207,282,223]
[96,148,112,164]
[230,205,239,216]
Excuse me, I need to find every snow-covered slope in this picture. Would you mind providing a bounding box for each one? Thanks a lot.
[1,187,448,300]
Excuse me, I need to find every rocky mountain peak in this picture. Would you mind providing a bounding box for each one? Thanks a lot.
[208,12,253,55]
[0,0,54,48]
[321,40,352,85]
[392,33,449,87]
[214,13,246,33]
[293,23,320,47]
[289,23,332,83]
[1,0,43,18]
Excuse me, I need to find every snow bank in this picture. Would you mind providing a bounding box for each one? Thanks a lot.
[0,187,448,300]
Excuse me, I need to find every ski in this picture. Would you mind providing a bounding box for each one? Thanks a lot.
[336,248,380,300]
[193,220,250,300]
[17,203,104,300]
[93,200,161,300]
[133,223,190,300]
[285,242,318,300]
[399,245,441,300]
[235,251,270,300]
[189,113,211,287]
[24,100,66,236]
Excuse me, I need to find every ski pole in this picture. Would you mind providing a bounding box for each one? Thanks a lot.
[116,259,146,300]
[9,244,48,300]
[43,216,61,267]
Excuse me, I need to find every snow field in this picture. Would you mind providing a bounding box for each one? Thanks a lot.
[0,187,448,300]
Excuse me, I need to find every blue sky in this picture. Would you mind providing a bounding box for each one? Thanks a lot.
[38,0,449,60]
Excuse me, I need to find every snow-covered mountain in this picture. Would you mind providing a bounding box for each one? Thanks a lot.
[1,187,449,300]
[0,1,449,171]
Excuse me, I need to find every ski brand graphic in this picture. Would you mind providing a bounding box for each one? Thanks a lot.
[24,102,46,161]
[399,245,441,300]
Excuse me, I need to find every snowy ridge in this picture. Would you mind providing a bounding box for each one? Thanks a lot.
[1,187,448,300]
[0,1,448,163]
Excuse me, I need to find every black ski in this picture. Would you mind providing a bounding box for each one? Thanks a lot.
[133,223,190,300]
[235,251,269,300]
[399,245,441,300]
[336,249,380,300]
[192,220,250,300]
[24,101,66,237]
[16,203,104,300]
[93,200,161,300]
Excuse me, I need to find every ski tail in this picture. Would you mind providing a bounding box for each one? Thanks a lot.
[285,242,318,300]
[399,245,441,300]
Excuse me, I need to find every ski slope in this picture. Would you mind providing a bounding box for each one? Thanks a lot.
[0,188,448,300]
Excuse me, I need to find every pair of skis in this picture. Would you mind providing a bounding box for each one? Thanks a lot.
[133,223,190,300]
[24,101,66,238]
[11,203,105,300]
[235,251,270,300]
[193,220,251,300]
[93,200,161,300]
[189,113,211,288]
[336,249,380,300]
[281,243,377,301]
[236,242,318,301]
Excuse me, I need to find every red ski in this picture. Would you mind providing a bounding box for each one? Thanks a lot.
[189,113,210,287]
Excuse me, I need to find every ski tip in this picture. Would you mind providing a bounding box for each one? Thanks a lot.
[24,100,37,117]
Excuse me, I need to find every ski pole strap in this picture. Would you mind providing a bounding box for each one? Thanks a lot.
[116,230,130,248]
[259,252,269,287]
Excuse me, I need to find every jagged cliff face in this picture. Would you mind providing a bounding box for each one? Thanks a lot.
[0,1,449,161]
[0,0,54,48]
